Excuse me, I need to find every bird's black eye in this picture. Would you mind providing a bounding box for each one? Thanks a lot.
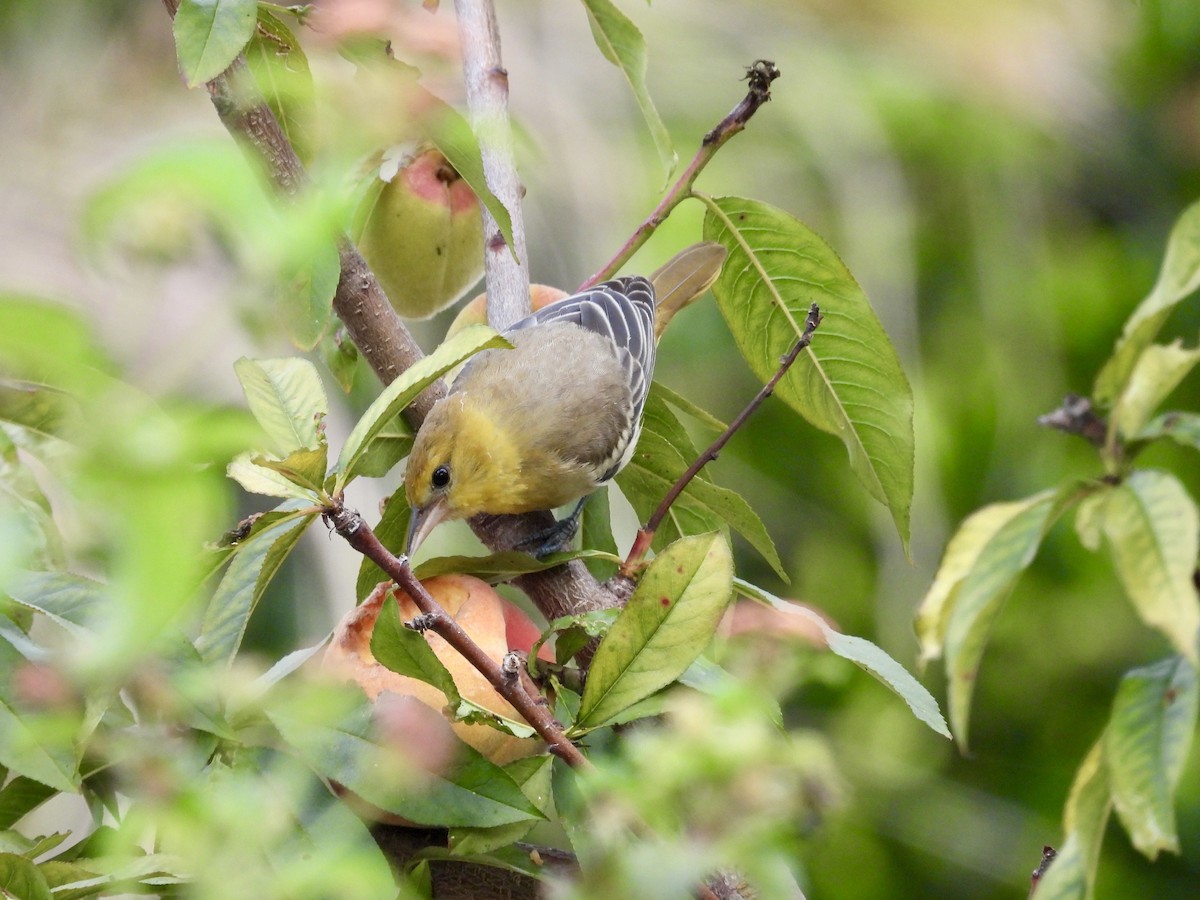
[431,465,451,489]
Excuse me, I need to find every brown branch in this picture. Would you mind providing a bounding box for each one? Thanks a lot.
[325,501,589,769]
[161,0,619,623]
[622,303,821,576]
[453,0,531,331]
[580,60,781,290]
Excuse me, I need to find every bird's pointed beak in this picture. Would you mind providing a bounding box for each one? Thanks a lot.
[405,497,452,555]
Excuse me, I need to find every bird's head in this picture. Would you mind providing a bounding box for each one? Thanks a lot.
[403,394,523,553]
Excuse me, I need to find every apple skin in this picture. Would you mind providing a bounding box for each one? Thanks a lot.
[356,148,484,320]
[324,574,552,765]
[444,284,569,337]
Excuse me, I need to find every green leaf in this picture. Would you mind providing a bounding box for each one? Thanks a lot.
[245,8,315,165]
[449,755,553,856]
[580,0,677,179]
[0,296,109,391]
[1111,340,1200,440]
[334,325,510,489]
[250,446,329,495]
[735,579,950,738]
[1134,411,1200,450]
[616,392,786,578]
[651,381,727,433]
[576,533,733,731]
[173,0,258,87]
[344,420,412,481]
[1096,470,1200,662]
[194,512,316,666]
[268,702,543,828]
[355,495,411,603]
[277,240,338,352]
[1106,657,1197,859]
[233,357,328,456]
[0,701,78,794]
[226,459,317,504]
[0,381,77,439]
[412,549,619,583]
[916,486,1080,747]
[0,852,52,900]
[1096,199,1200,405]
[428,106,516,258]
[702,195,914,554]
[580,485,619,581]
[4,571,106,635]
[0,777,55,830]
[1032,740,1112,900]
[321,327,360,394]
[369,597,460,703]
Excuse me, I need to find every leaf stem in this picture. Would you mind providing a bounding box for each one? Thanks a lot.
[580,60,780,289]
[621,303,821,576]
[324,499,589,769]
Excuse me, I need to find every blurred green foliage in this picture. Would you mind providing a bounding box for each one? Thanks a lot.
[1,0,1200,897]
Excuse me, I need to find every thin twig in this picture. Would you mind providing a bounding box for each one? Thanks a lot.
[325,500,590,769]
[621,303,821,576]
[1037,394,1108,448]
[580,60,780,290]
[453,0,531,330]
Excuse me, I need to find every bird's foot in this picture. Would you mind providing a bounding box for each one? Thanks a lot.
[515,516,580,560]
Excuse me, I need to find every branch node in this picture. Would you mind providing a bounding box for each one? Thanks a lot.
[405,612,439,633]
[1037,394,1107,447]
[501,652,522,682]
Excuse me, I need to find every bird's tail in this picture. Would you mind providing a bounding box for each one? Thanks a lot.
[649,242,728,339]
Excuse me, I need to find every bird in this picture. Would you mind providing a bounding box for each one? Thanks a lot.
[403,243,727,555]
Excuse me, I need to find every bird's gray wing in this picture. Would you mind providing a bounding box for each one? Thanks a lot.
[510,276,657,429]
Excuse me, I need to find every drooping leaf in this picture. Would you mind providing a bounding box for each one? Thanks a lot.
[650,381,727,433]
[245,8,315,165]
[277,240,338,352]
[1096,470,1200,662]
[427,105,516,258]
[736,580,950,738]
[1096,200,1200,405]
[916,486,1081,747]
[576,533,733,731]
[334,325,510,488]
[343,420,412,482]
[580,0,677,179]
[3,571,107,635]
[268,701,543,828]
[1110,340,1200,441]
[703,195,914,554]
[1032,740,1112,900]
[1106,656,1198,859]
[173,0,258,88]
[194,512,316,666]
[321,326,361,395]
[233,357,328,456]
[369,597,460,702]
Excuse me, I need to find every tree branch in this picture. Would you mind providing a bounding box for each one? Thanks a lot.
[325,501,589,769]
[453,0,531,330]
[581,59,780,290]
[621,303,821,575]
[160,0,619,623]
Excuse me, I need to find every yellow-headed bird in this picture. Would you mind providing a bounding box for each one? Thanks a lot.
[403,243,726,554]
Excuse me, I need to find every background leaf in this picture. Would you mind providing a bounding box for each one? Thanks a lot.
[1111,340,1200,440]
[580,0,677,178]
[1106,657,1198,859]
[703,195,914,553]
[1096,470,1200,662]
